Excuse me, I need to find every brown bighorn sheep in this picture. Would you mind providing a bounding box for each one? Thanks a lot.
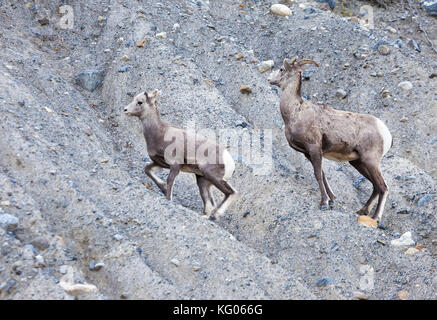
[123,89,237,220]
[268,57,392,222]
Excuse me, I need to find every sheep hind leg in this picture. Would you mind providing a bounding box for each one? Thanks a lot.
[322,171,336,207]
[366,163,388,222]
[205,177,237,221]
[349,159,379,216]
[196,175,215,216]
[166,165,181,201]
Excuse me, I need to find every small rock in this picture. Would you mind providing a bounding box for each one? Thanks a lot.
[1,201,11,206]
[35,255,46,267]
[59,265,68,274]
[0,214,19,231]
[417,194,432,207]
[120,55,130,62]
[76,69,104,92]
[193,266,201,271]
[137,38,147,47]
[405,248,419,256]
[398,290,408,300]
[170,258,180,266]
[235,53,244,60]
[113,234,123,241]
[416,244,425,250]
[257,60,274,73]
[423,0,437,16]
[94,262,105,271]
[316,277,335,287]
[386,26,397,33]
[60,281,98,297]
[31,237,50,250]
[156,32,167,39]
[335,88,347,99]
[118,66,130,73]
[391,231,415,247]
[240,85,252,94]
[399,117,408,123]
[398,81,413,92]
[353,291,368,300]
[270,4,292,16]
[358,216,377,228]
[120,292,130,299]
[407,39,421,52]
[378,45,391,55]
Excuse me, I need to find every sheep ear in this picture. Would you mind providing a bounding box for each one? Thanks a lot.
[151,89,161,97]
[283,59,292,71]
[144,91,149,99]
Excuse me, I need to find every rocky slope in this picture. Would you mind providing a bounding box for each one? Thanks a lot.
[0,0,435,300]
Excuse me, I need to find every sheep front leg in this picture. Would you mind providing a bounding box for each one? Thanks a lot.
[307,148,330,210]
[145,162,167,195]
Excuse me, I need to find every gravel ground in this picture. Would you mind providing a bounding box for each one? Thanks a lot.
[0,0,435,300]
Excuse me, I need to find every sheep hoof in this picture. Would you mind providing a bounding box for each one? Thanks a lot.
[356,209,368,216]
[208,215,217,221]
[328,200,335,208]
[319,204,329,211]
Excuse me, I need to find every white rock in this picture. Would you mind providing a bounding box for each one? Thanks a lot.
[170,258,180,266]
[405,248,419,256]
[0,214,19,231]
[258,60,274,73]
[60,281,98,296]
[398,81,413,92]
[391,231,415,247]
[156,32,167,39]
[270,4,292,17]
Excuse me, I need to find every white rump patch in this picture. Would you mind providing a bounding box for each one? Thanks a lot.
[222,150,235,181]
[376,119,392,156]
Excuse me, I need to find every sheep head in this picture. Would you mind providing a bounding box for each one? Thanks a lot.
[268,57,318,88]
[123,89,160,118]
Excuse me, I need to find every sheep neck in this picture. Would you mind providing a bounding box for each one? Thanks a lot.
[141,107,166,144]
[279,72,304,123]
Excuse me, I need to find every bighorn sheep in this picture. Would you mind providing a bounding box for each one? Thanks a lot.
[268,57,392,222]
[123,89,237,220]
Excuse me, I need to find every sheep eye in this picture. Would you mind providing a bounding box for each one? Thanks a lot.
[138,101,143,105]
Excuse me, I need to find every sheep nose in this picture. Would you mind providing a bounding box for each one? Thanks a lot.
[124,107,128,112]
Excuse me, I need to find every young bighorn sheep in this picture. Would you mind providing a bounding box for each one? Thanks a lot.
[123,89,237,220]
[268,57,392,222]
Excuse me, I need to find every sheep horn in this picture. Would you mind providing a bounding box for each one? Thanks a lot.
[288,56,298,65]
[297,59,319,67]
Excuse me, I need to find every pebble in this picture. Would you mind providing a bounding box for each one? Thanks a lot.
[59,265,68,274]
[240,85,252,94]
[407,39,421,52]
[137,38,147,47]
[417,194,432,207]
[405,248,419,256]
[31,237,50,250]
[35,255,46,267]
[270,4,292,16]
[121,292,130,299]
[156,32,167,39]
[398,81,413,92]
[386,26,397,33]
[377,45,391,55]
[335,88,347,99]
[0,214,19,231]
[235,53,244,60]
[60,281,97,296]
[120,55,130,62]
[316,277,335,287]
[391,232,415,247]
[113,234,123,241]
[398,290,408,300]
[358,216,377,228]
[353,291,368,300]
[170,258,180,266]
[257,60,274,73]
